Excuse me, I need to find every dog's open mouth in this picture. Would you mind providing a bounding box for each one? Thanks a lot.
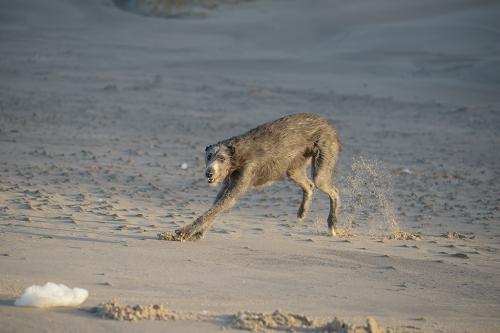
[207,177,216,184]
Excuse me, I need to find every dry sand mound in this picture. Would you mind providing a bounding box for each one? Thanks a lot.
[231,310,315,332]
[231,310,385,333]
[441,231,475,240]
[93,300,194,321]
[93,301,386,332]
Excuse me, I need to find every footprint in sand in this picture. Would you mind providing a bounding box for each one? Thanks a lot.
[15,215,31,222]
[450,253,469,259]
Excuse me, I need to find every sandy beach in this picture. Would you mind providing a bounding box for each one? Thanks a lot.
[1,0,499,332]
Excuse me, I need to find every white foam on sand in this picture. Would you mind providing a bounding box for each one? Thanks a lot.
[14,282,88,308]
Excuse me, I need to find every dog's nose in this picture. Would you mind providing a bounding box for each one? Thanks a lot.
[205,169,214,178]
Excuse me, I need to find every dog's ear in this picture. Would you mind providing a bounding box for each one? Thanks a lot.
[227,144,236,156]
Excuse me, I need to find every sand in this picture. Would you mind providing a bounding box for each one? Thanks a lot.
[229,310,385,333]
[92,300,191,321]
[1,0,499,332]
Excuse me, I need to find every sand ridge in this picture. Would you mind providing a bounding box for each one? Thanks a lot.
[92,300,197,321]
[230,310,385,333]
[93,301,387,332]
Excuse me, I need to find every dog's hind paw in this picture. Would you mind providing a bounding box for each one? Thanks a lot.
[297,209,306,221]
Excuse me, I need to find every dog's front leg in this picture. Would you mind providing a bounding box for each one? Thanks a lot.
[213,178,232,204]
[175,169,252,240]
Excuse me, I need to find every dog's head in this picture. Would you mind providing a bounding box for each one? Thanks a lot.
[204,144,234,187]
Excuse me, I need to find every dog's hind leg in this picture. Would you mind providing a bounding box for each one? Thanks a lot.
[312,140,340,236]
[287,166,314,220]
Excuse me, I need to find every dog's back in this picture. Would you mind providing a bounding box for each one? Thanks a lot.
[223,113,340,186]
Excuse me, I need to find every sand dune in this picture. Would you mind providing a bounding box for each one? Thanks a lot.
[1,0,499,332]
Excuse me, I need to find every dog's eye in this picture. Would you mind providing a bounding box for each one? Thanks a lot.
[207,153,213,160]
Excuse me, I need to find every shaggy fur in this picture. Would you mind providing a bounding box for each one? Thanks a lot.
[175,113,341,240]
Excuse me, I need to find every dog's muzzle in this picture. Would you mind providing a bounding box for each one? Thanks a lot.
[206,169,215,183]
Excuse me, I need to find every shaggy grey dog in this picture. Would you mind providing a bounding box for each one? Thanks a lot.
[175,113,341,240]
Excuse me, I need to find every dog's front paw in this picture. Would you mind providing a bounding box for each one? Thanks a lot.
[174,225,204,241]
